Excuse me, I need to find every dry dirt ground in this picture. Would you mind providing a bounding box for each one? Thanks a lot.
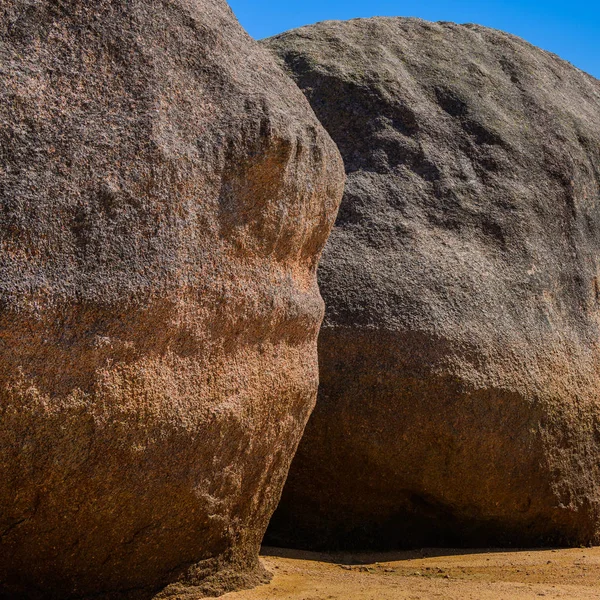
[222,546,600,600]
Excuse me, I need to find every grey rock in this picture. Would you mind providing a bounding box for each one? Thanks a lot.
[0,1,344,597]
[264,17,600,549]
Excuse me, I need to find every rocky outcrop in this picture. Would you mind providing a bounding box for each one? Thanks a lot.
[264,18,600,549]
[0,1,344,597]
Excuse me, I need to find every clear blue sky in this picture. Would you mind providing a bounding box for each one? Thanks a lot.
[229,0,600,79]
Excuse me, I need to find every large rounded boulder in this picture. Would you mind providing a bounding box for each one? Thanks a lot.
[0,1,344,597]
[264,18,600,549]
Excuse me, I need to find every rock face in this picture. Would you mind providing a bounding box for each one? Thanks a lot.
[264,18,600,549]
[0,1,344,597]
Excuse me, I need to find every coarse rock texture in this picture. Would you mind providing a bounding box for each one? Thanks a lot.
[0,1,344,598]
[264,18,600,550]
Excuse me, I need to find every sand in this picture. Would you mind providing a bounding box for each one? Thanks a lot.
[222,546,600,599]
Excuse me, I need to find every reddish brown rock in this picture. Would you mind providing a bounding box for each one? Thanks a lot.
[264,18,600,550]
[0,1,344,597]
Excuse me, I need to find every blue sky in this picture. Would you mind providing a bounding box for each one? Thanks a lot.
[229,0,600,79]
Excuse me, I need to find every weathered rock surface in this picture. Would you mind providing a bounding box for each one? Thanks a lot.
[0,1,344,597]
[264,18,600,549]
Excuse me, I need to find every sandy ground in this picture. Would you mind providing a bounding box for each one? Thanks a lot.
[223,546,600,600]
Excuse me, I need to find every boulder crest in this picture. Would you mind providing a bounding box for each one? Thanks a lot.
[264,17,600,549]
[0,0,344,597]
